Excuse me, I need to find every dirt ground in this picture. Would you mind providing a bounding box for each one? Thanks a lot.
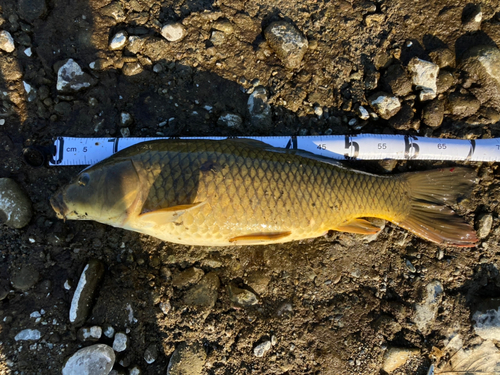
[1,0,500,374]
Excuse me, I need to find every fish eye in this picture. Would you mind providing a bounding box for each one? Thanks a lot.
[78,173,90,187]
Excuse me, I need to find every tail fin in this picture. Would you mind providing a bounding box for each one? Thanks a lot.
[396,167,478,247]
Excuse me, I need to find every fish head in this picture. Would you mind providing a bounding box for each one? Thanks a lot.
[50,159,143,224]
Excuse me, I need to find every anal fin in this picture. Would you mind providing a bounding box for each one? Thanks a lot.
[229,231,292,244]
[336,218,381,235]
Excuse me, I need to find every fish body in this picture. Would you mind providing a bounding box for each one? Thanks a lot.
[50,139,478,247]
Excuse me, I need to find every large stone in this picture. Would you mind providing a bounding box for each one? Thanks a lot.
[56,59,95,92]
[167,342,206,375]
[460,45,500,110]
[264,21,308,69]
[10,264,39,291]
[422,99,445,128]
[70,260,105,326]
[161,22,186,42]
[0,178,32,229]
[183,272,220,308]
[407,58,439,101]
[62,344,115,375]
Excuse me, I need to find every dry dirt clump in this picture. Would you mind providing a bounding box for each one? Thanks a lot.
[1,0,500,374]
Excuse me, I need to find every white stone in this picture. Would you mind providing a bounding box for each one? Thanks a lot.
[120,112,132,126]
[159,301,171,315]
[248,87,271,127]
[110,31,128,50]
[70,264,89,323]
[30,311,41,319]
[161,23,186,42]
[113,332,128,352]
[414,280,443,333]
[254,340,272,357]
[408,58,439,101]
[473,307,500,340]
[81,326,102,340]
[24,47,32,57]
[129,366,141,375]
[369,94,401,120]
[0,31,15,53]
[0,119,5,126]
[23,81,31,94]
[62,344,115,375]
[103,325,115,338]
[358,105,370,120]
[57,59,92,92]
[64,280,71,290]
[15,329,41,341]
[382,347,420,373]
[218,113,243,128]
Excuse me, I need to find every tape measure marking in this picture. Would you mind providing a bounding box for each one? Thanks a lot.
[48,135,500,166]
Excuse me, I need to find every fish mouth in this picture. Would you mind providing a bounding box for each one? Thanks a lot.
[50,191,68,220]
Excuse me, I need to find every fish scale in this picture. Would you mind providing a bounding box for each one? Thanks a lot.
[51,139,478,247]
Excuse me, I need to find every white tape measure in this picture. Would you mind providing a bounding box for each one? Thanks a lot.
[48,135,500,166]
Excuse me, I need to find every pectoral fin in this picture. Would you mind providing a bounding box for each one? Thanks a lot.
[138,202,205,225]
[336,218,381,234]
[229,231,292,244]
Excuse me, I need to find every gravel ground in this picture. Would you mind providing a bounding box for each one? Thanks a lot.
[1,0,500,374]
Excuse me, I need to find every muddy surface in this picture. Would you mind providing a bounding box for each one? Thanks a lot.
[1,0,500,374]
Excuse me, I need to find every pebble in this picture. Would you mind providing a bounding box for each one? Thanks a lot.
[77,326,102,342]
[217,113,243,128]
[126,36,145,54]
[159,301,171,315]
[120,127,130,137]
[382,347,420,373]
[183,272,220,308]
[314,105,323,117]
[56,59,95,92]
[14,329,41,341]
[247,86,272,128]
[358,106,370,120]
[167,342,206,375]
[368,92,401,119]
[472,298,500,340]
[0,178,32,229]
[475,213,493,239]
[120,112,133,126]
[228,283,259,306]
[11,264,39,291]
[446,92,480,117]
[103,325,115,338]
[113,332,128,352]
[422,99,445,128]
[172,267,204,289]
[0,30,15,53]
[101,2,125,22]
[110,31,128,50]
[129,366,141,375]
[436,70,455,94]
[254,340,272,357]
[144,343,158,364]
[407,57,439,101]
[122,62,143,76]
[213,19,234,34]
[264,20,308,69]
[161,22,186,42]
[210,30,225,46]
[62,344,115,375]
[413,280,443,334]
[428,48,455,68]
[69,259,105,326]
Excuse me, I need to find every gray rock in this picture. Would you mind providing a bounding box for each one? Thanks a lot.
[422,99,445,128]
[129,366,141,375]
[228,283,259,306]
[460,45,500,110]
[101,2,125,22]
[18,0,47,22]
[110,31,128,50]
[183,272,220,308]
[476,213,493,239]
[264,21,308,69]
[56,59,95,92]
[368,92,401,120]
[429,48,455,68]
[167,342,206,375]
[414,280,443,334]
[254,340,272,357]
[77,326,102,342]
[122,62,143,76]
[0,31,15,53]
[436,70,455,94]
[62,344,115,375]
[446,92,481,117]
[10,264,39,291]
[14,329,41,341]
[247,86,272,128]
[217,113,243,128]
[113,332,128,352]
[407,57,439,101]
[172,267,204,289]
[54,101,72,116]
[144,343,158,364]
[161,22,186,42]
[69,259,105,326]
[383,64,412,96]
[472,298,500,340]
[0,178,32,229]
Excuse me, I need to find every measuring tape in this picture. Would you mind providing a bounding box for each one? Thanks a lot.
[47,135,500,166]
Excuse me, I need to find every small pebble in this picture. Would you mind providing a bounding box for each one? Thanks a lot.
[0,30,15,52]
[368,92,401,119]
[113,332,128,352]
[78,326,102,342]
[110,31,128,50]
[0,178,33,229]
[382,347,420,373]
[103,325,115,338]
[144,343,158,364]
[57,59,95,92]
[122,62,143,76]
[62,344,115,375]
[228,283,259,306]
[14,329,41,341]
[254,340,272,357]
[264,20,308,69]
[476,213,493,239]
[161,22,186,42]
[217,113,243,128]
[159,301,171,315]
[120,127,131,137]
